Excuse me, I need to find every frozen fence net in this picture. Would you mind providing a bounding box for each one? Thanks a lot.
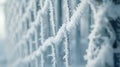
[5,0,120,67]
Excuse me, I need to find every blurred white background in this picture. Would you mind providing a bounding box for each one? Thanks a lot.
[0,0,6,39]
[0,0,7,67]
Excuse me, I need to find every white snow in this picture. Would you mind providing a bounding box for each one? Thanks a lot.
[12,0,89,66]
[5,0,120,67]
[85,0,120,67]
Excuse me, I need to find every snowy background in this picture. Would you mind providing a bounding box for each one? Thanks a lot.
[0,0,7,67]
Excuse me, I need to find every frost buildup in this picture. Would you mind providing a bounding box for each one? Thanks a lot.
[5,0,120,67]
[85,0,120,67]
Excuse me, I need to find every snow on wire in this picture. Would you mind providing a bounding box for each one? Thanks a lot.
[12,0,89,67]
[5,0,120,67]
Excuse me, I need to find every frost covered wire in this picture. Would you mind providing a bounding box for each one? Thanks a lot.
[8,0,120,67]
[12,0,50,53]
[11,0,51,66]
[62,0,70,23]
[84,0,119,67]
[63,28,70,67]
[49,0,56,36]
[51,44,56,67]
[40,0,50,43]
[49,0,57,66]
[12,0,89,66]
[61,0,70,67]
